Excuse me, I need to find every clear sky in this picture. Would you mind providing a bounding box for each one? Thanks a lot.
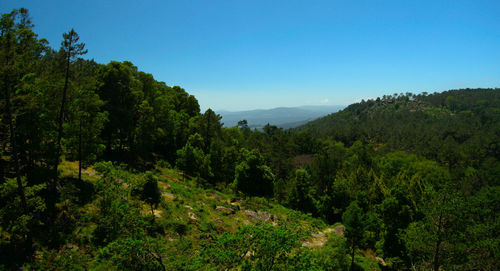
[1,0,499,111]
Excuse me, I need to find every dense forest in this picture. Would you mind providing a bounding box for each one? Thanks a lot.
[1,9,498,270]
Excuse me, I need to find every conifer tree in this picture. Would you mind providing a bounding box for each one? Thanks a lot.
[342,201,366,271]
[0,8,39,256]
[54,28,87,179]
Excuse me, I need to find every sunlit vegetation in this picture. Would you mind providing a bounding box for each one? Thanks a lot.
[1,9,498,270]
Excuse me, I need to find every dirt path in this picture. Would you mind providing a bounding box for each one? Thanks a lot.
[302,225,345,247]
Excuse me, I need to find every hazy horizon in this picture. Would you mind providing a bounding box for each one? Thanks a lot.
[214,104,345,113]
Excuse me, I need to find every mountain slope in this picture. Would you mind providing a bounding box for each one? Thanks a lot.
[297,88,500,184]
[46,161,382,270]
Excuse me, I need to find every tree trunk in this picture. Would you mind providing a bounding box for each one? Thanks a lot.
[350,240,356,270]
[3,50,32,254]
[433,212,444,271]
[54,35,72,180]
[147,249,166,271]
[205,114,210,152]
[78,116,82,181]
[106,136,112,158]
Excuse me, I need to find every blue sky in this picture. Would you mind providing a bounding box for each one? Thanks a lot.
[1,0,499,111]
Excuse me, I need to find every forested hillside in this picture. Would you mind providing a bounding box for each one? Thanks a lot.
[298,89,500,186]
[1,9,498,270]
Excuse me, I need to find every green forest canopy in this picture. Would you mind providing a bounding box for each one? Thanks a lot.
[1,9,498,270]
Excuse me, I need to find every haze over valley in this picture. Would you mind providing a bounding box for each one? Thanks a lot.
[218,105,345,128]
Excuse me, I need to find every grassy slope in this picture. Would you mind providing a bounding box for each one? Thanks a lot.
[55,161,381,270]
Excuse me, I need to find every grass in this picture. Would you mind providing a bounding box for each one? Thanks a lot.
[57,160,384,271]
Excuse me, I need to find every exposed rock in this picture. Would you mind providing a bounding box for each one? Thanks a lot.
[157,182,170,189]
[208,193,224,201]
[302,227,338,247]
[188,212,197,222]
[215,206,235,214]
[334,224,345,236]
[153,209,162,218]
[243,210,273,222]
[243,210,259,221]
[323,228,335,234]
[230,199,243,204]
[82,169,96,176]
[257,211,271,222]
[230,202,241,208]
[376,257,387,266]
[162,192,175,199]
[184,205,193,210]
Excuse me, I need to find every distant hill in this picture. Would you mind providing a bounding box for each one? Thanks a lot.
[296,89,500,183]
[217,105,345,128]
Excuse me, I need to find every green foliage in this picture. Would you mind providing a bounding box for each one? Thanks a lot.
[404,186,469,270]
[0,178,46,265]
[343,201,366,270]
[234,148,275,197]
[96,236,166,270]
[91,162,147,247]
[30,247,91,271]
[196,223,300,270]
[378,186,414,264]
[309,235,350,270]
[63,86,107,167]
[299,89,500,185]
[131,172,162,214]
[0,178,46,229]
[287,169,316,214]
[461,186,500,270]
[176,133,213,181]
[1,8,499,270]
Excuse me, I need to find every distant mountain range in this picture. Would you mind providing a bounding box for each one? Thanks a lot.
[217,105,345,129]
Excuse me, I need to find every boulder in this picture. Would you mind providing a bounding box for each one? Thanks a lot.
[243,210,273,222]
[215,206,235,214]
[162,192,175,199]
[334,224,345,236]
[188,212,197,222]
[208,193,224,201]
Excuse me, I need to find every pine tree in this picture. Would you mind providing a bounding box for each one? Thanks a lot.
[54,29,87,179]
[342,201,366,270]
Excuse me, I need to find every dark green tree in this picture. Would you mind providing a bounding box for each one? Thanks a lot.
[287,169,316,214]
[342,200,366,270]
[176,133,212,181]
[65,86,107,180]
[198,108,222,152]
[131,172,162,216]
[405,186,466,271]
[0,8,47,259]
[237,119,248,129]
[97,61,142,160]
[378,185,414,267]
[54,28,87,178]
[233,148,274,197]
